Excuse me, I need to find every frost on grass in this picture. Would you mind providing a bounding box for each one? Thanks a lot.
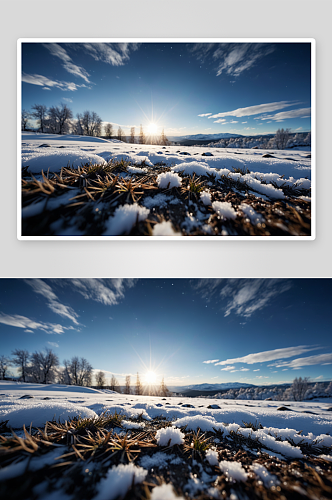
[103,203,149,235]
[157,171,182,189]
[251,463,280,488]
[219,460,248,482]
[155,427,185,446]
[94,463,147,500]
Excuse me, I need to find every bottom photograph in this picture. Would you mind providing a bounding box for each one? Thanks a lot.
[0,278,331,500]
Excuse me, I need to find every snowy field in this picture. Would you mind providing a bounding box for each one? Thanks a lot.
[20,133,312,238]
[0,382,331,500]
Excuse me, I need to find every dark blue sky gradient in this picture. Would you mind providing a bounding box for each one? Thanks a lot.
[0,279,330,386]
[21,41,312,137]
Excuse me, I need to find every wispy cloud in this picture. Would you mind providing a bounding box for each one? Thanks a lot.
[258,107,311,121]
[220,366,236,371]
[198,113,212,117]
[192,278,292,318]
[66,278,137,306]
[0,313,67,334]
[215,345,321,366]
[25,279,79,325]
[48,341,59,348]
[207,101,297,120]
[82,43,140,66]
[189,43,276,77]
[44,43,91,83]
[22,73,89,91]
[203,359,219,364]
[270,352,332,369]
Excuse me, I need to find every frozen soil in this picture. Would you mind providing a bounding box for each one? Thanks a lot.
[21,159,311,237]
[0,412,331,500]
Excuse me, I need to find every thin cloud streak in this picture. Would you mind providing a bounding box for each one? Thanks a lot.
[0,313,68,334]
[44,43,91,83]
[22,72,89,91]
[215,345,322,366]
[207,101,297,120]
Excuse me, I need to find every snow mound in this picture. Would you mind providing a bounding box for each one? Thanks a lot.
[152,221,181,236]
[219,460,248,482]
[251,463,280,487]
[94,463,147,500]
[172,161,217,177]
[212,201,237,220]
[22,149,106,174]
[156,427,185,446]
[157,172,182,189]
[0,402,97,428]
[205,448,219,466]
[103,203,150,235]
[150,483,181,500]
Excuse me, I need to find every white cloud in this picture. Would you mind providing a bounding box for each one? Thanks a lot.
[220,365,236,371]
[315,375,323,380]
[198,113,212,117]
[203,359,219,364]
[215,345,321,366]
[82,42,140,66]
[190,43,276,77]
[208,101,296,120]
[22,73,89,91]
[253,369,260,372]
[67,278,137,306]
[275,352,332,369]
[25,279,79,325]
[259,108,311,121]
[0,313,66,334]
[44,43,91,83]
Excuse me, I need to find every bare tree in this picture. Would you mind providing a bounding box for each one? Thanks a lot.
[47,103,73,134]
[139,125,145,145]
[57,359,72,385]
[159,377,171,397]
[64,357,93,386]
[291,376,309,401]
[73,113,84,135]
[109,374,119,392]
[159,129,169,146]
[96,371,106,389]
[274,128,291,150]
[105,123,113,139]
[28,348,59,384]
[21,109,30,131]
[31,104,48,133]
[117,127,124,141]
[135,372,143,395]
[11,349,29,382]
[129,127,135,144]
[0,355,10,380]
[124,375,131,394]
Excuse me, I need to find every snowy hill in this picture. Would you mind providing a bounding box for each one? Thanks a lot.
[170,382,255,392]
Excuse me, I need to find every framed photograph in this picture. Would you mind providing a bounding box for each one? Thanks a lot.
[18,39,315,239]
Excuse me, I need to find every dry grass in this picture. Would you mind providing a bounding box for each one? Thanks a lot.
[21,160,311,236]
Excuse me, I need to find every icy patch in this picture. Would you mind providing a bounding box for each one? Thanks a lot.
[157,172,182,189]
[219,460,248,482]
[94,463,147,500]
[212,201,237,220]
[127,166,148,174]
[156,427,185,446]
[143,193,174,209]
[140,452,174,469]
[103,203,149,235]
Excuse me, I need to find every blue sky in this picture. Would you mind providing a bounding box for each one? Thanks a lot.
[21,41,312,137]
[0,279,330,387]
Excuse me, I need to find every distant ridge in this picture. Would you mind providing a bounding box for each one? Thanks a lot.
[168,382,255,392]
[168,133,243,142]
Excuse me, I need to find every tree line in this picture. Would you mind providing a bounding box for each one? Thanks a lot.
[0,350,171,396]
[22,103,170,146]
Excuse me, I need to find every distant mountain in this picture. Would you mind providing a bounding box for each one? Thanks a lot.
[168,133,244,142]
[168,382,255,392]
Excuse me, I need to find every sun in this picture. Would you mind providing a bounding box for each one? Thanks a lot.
[144,371,157,384]
[146,123,158,135]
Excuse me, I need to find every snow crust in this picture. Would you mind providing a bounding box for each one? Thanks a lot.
[155,427,185,446]
[157,172,182,189]
[103,203,150,235]
[219,460,248,481]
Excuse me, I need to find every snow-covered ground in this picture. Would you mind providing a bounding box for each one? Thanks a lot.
[0,382,331,499]
[21,132,311,180]
[20,133,313,237]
